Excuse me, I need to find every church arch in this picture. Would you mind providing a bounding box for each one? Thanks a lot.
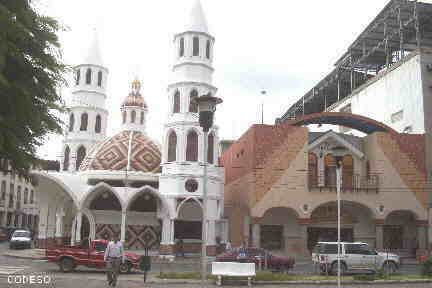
[81,182,124,211]
[173,90,180,113]
[97,71,102,87]
[193,36,200,56]
[95,114,102,133]
[69,113,75,132]
[80,112,88,131]
[189,89,198,112]
[75,146,86,171]
[167,130,177,162]
[85,68,92,85]
[175,197,203,240]
[179,37,185,57]
[186,129,199,161]
[63,146,70,171]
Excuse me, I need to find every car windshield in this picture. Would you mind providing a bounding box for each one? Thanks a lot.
[13,231,30,237]
[95,242,107,251]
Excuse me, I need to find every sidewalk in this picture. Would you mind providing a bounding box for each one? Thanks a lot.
[3,248,46,260]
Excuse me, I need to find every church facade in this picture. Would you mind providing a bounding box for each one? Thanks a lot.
[33,0,226,256]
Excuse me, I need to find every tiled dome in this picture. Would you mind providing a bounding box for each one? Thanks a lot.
[80,130,161,173]
[122,79,147,109]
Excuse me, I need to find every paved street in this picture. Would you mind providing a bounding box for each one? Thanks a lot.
[0,241,428,287]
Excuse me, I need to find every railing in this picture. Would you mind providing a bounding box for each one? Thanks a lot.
[308,173,379,193]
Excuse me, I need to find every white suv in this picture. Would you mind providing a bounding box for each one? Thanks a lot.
[313,242,400,275]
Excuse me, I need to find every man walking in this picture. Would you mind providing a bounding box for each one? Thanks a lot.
[104,234,124,287]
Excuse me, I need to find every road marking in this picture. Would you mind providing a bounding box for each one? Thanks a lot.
[0,265,29,275]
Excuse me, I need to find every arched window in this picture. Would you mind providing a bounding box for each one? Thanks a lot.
[9,184,14,208]
[76,146,86,171]
[207,133,214,164]
[206,40,211,59]
[17,186,21,207]
[173,91,180,113]
[131,110,136,123]
[342,155,354,189]
[186,130,198,161]
[97,71,102,87]
[189,89,198,112]
[193,37,199,56]
[308,153,318,188]
[24,188,28,204]
[63,146,70,171]
[80,112,88,131]
[179,37,185,57]
[30,190,34,204]
[95,114,102,133]
[140,111,144,124]
[85,68,92,84]
[69,113,75,132]
[122,110,126,124]
[168,131,177,162]
[324,154,336,188]
[1,181,5,201]
[75,69,80,85]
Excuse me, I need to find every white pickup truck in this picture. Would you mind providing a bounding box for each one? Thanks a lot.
[312,242,400,275]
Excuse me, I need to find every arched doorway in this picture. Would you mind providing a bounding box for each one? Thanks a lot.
[81,214,90,240]
[309,201,375,250]
[126,191,161,250]
[384,210,417,252]
[175,198,203,255]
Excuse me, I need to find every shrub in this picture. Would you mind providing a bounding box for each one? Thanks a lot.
[421,256,432,277]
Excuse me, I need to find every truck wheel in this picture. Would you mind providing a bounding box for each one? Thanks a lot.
[382,261,397,274]
[119,262,132,274]
[60,258,75,273]
[331,262,347,276]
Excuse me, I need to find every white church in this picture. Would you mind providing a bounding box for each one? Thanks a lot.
[33,0,227,256]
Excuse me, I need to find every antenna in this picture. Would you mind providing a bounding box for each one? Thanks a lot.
[260,90,266,124]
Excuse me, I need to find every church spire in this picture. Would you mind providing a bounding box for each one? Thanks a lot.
[184,0,209,34]
[84,29,104,67]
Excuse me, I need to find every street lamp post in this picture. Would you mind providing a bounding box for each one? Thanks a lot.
[194,93,222,287]
[330,146,346,288]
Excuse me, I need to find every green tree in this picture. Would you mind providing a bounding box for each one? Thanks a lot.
[0,0,67,176]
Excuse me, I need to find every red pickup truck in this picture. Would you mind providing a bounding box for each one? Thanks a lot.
[46,239,141,273]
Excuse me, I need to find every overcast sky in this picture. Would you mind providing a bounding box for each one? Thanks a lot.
[37,0,392,160]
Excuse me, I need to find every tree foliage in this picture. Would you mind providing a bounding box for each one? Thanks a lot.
[0,0,67,175]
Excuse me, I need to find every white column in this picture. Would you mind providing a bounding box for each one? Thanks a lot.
[76,211,82,243]
[121,210,126,243]
[71,216,76,246]
[37,205,48,241]
[161,217,174,244]
[55,209,65,238]
[207,220,216,245]
[252,224,261,248]
[223,219,229,243]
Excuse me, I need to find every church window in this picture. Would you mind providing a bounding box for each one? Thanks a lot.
[140,111,144,124]
[9,184,14,208]
[179,37,185,57]
[97,71,102,87]
[1,181,5,201]
[76,146,86,171]
[173,91,180,113]
[75,69,80,85]
[189,89,198,112]
[69,113,75,132]
[168,131,177,162]
[207,133,214,164]
[131,110,136,123]
[324,154,336,188]
[80,113,88,131]
[206,40,210,59]
[85,68,92,84]
[122,111,126,124]
[342,154,354,189]
[63,146,70,171]
[24,188,28,204]
[308,153,318,188]
[193,37,199,56]
[30,190,34,204]
[186,130,198,161]
[95,114,102,133]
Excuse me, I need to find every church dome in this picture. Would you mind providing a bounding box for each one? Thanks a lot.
[79,130,161,173]
[122,79,147,108]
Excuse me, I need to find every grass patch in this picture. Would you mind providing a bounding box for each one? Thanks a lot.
[157,271,432,282]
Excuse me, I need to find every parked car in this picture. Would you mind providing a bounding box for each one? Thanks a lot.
[46,238,141,274]
[9,230,32,249]
[313,242,400,275]
[216,247,295,272]
[0,227,8,242]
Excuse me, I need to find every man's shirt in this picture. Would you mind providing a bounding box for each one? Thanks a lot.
[104,240,125,262]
